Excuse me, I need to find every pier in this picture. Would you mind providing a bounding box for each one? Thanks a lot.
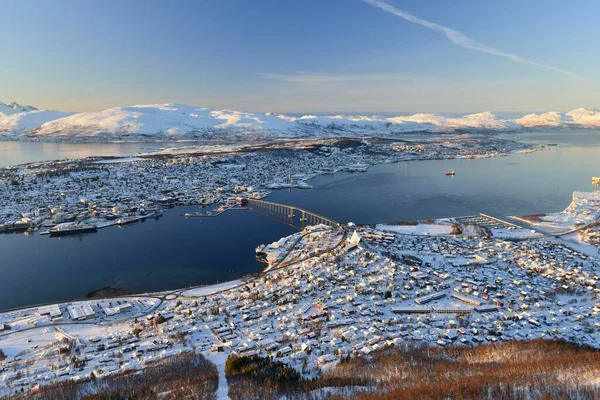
[247,199,341,229]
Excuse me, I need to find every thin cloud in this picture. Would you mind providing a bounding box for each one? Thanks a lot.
[363,0,582,79]
[260,72,419,83]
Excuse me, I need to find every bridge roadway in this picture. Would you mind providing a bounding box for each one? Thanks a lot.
[246,198,341,229]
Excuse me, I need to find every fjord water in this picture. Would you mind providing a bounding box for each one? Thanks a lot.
[269,132,600,224]
[0,130,598,310]
[0,208,297,310]
[0,141,188,167]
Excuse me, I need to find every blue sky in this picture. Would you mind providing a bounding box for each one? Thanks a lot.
[1,0,598,113]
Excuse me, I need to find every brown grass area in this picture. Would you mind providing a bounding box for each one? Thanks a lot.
[326,340,600,400]
[8,353,218,400]
[515,214,546,223]
[450,223,463,235]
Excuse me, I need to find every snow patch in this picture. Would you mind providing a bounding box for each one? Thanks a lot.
[0,110,74,133]
[376,223,454,236]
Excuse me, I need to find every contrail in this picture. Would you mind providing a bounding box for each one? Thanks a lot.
[363,0,582,79]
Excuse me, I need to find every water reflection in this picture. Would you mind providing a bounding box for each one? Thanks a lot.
[0,141,184,167]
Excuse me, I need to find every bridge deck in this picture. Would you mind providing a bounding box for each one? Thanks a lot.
[247,199,341,228]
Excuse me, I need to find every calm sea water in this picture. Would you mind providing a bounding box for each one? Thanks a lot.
[0,141,189,167]
[0,208,296,311]
[0,130,599,310]
[269,139,600,224]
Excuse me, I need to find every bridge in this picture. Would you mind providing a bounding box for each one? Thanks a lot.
[247,199,341,229]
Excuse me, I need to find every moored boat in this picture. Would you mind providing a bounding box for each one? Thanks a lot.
[0,221,30,234]
[116,216,140,226]
[49,223,97,237]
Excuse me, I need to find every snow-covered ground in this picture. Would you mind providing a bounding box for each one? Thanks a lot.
[490,228,544,239]
[138,143,254,156]
[182,280,246,297]
[377,223,454,236]
[541,191,600,228]
[558,233,600,257]
[515,191,600,234]
[206,353,230,400]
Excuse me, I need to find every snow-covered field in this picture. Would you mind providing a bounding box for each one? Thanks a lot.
[516,191,600,234]
[181,280,246,297]
[138,143,253,156]
[2,100,600,141]
[376,223,454,236]
[490,228,543,239]
[540,191,600,228]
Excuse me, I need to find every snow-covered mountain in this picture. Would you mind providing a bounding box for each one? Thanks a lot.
[31,104,291,139]
[0,101,74,134]
[1,101,600,141]
[515,108,600,128]
[33,106,522,139]
[0,101,38,116]
[386,111,521,131]
[0,110,76,133]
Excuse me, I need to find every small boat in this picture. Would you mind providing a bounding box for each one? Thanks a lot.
[49,223,97,237]
[0,221,30,234]
[184,212,206,218]
[116,216,140,226]
[445,171,456,176]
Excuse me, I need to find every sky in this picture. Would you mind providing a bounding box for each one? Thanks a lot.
[1,0,599,114]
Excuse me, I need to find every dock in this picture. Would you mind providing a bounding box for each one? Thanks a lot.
[182,206,248,218]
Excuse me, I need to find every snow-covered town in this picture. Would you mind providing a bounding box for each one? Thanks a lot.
[0,136,537,235]
[4,0,600,396]
[1,182,598,396]
[0,111,597,399]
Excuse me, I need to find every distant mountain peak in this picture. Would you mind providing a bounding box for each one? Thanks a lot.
[0,101,38,115]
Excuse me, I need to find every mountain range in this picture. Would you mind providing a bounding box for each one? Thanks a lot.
[1,101,599,141]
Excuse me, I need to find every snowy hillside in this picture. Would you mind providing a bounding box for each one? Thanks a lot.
[386,111,521,131]
[515,109,600,128]
[514,111,571,127]
[1,100,600,141]
[0,110,75,133]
